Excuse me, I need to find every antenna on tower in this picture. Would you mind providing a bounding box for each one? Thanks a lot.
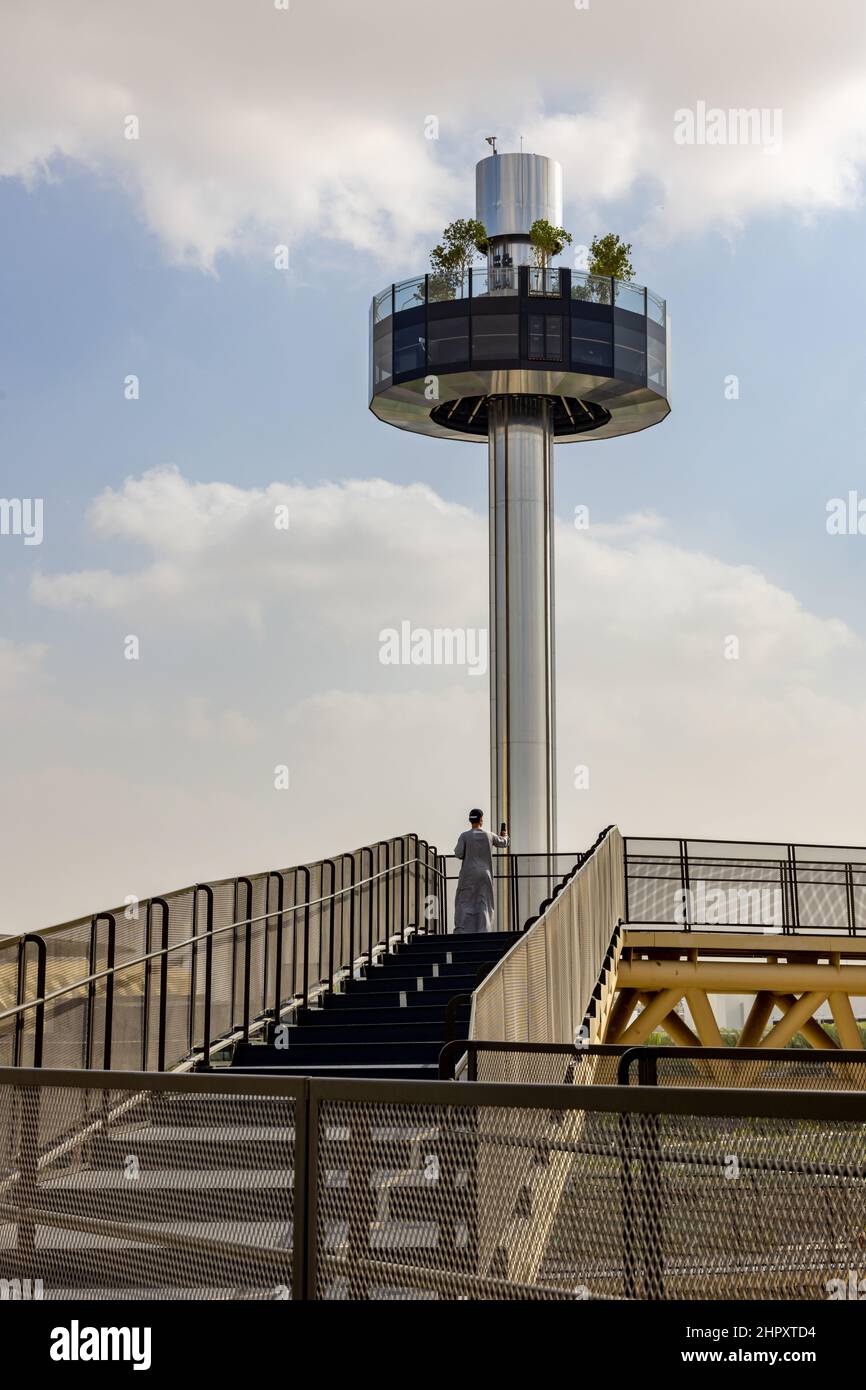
[485,135,497,154]
[520,135,523,153]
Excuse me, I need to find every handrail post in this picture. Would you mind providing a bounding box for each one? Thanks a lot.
[678,839,691,930]
[376,840,391,955]
[411,833,421,936]
[198,885,215,1060]
[142,899,153,1071]
[623,836,630,923]
[323,859,337,993]
[397,837,407,944]
[85,917,97,1069]
[153,897,170,1073]
[189,888,199,1056]
[788,844,800,933]
[435,846,445,934]
[345,853,357,983]
[100,914,116,1070]
[365,847,375,973]
[418,839,429,933]
[299,865,312,1010]
[14,935,46,1068]
[238,876,254,1041]
[269,871,285,1025]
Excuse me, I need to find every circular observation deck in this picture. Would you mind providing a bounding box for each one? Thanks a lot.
[369,266,670,444]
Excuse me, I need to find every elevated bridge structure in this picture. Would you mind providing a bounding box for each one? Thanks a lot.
[1,826,865,1300]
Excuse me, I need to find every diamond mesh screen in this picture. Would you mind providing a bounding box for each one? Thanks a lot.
[626,838,866,933]
[0,1080,297,1300]
[472,828,623,1047]
[631,1050,866,1091]
[312,1093,866,1301]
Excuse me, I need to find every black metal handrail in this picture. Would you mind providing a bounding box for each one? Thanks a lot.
[438,850,585,934]
[624,834,866,934]
[0,834,444,1073]
[616,1043,866,1086]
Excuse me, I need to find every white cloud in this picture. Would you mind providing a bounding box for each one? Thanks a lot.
[0,639,48,695]
[5,465,866,934]
[4,0,866,268]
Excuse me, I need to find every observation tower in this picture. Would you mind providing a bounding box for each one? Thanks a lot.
[369,149,670,875]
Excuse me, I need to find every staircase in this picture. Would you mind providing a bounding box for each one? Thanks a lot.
[228,930,518,1079]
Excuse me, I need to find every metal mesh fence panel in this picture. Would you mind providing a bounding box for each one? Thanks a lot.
[544,1108,866,1299]
[207,882,237,1047]
[634,1050,866,1091]
[469,1048,623,1087]
[0,1077,297,1299]
[626,837,866,933]
[312,1089,866,1301]
[471,828,624,1047]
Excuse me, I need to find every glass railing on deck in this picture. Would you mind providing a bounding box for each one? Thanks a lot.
[394,275,426,312]
[528,266,561,296]
[373,269,665,324]
[614,280,646,316]
[473,264,519,296]
[646,289,666,326]
[570,270,613,304]
[373,286,393,322]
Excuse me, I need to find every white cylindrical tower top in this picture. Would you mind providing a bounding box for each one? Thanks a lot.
[475,152,563,240]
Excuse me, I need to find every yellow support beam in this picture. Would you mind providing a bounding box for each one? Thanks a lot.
[623,929,866,958]
[658,1008,701,1047]
[773,993,837,1050]
[603,988,639,1043]
[618,959,866,995]
[685,990,724,1047]
[759,992,826,1049]
[829,991,864,1050]
[616,988,684,1047]
[737,991,775,1047]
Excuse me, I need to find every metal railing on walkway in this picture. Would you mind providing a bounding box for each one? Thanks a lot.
[469,826,623,1046]
[437,850,582,936]
[617,1044,866,1089]
[0,834,444,1074]
[1,1065,863,1301]
[439,1039,866,1089]
[625,835,866,933]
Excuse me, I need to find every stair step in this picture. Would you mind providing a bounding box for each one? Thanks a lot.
[389,946,511,965]
[347,973,477,994]
[229,1063,440,1080]
[86,1128,293,1170]
[277,1020,469,1046]
[31,1169,293,1222]
[232,1040,445,1067]
[299,1003,469,1028]
[317,988,471,1010]
[0,1241,294,1293]
[363,957,498,979]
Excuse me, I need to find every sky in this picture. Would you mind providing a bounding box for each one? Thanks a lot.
[3,0,866,934]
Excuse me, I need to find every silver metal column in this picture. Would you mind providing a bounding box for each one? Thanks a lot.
[488,396,557,920]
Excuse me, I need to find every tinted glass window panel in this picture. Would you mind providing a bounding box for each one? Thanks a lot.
[394,325,426,375]
[614,322,646,379]
[428,317,469,366]
[614,325,646,353]
[545,316,563,360]
[571,317,612,371]
[528,315,545,360]
[472,313,519,360]
[374,330,393,386]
